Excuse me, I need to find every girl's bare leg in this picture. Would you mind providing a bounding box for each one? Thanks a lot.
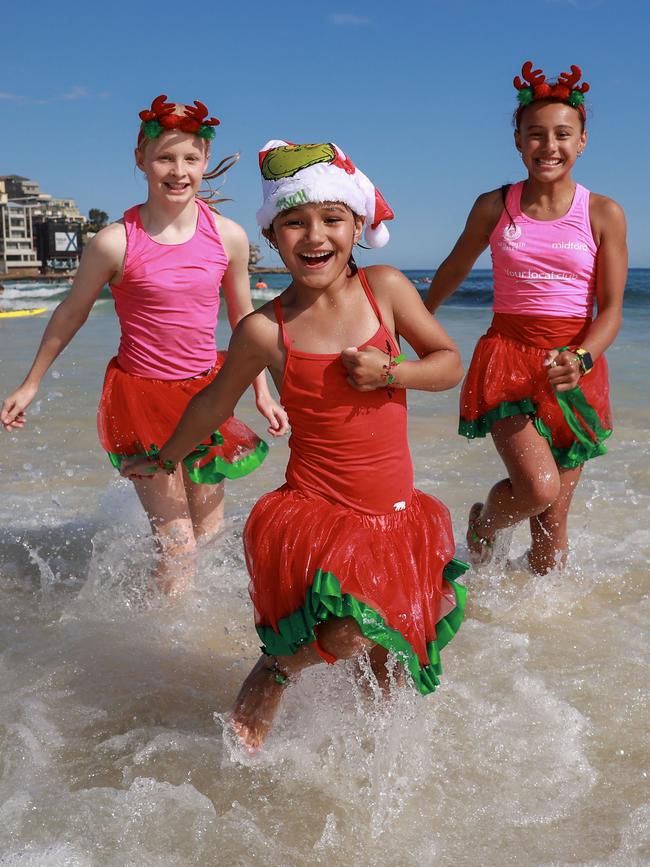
[183,473,225,543]
[467,414,561,557]
[528,465,582,573]
[231,617,373,751]
[132,469,196,597]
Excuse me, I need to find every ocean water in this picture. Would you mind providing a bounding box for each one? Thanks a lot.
[0,272,648,866]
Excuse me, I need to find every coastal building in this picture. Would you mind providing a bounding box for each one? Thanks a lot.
[0,175,41,199]
[33,220,82,271]
[0,175,85,273]
[0,179,41,272]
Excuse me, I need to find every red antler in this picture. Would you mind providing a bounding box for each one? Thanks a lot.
[554,65,590,100]
[139,94,176,122]
[185,100,220,127]
[558,66,585,91]
[514,61,546,90]
[138,95,221,139]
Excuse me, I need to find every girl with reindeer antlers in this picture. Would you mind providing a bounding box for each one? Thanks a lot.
[1,95,288,597]
[426,61,627,574]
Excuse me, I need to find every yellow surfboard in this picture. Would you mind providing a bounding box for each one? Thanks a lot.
[0,307,47,319]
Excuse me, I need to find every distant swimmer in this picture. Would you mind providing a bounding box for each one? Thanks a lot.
[255,279,268,289]
[1,94,288,598]
[426,60,627,574]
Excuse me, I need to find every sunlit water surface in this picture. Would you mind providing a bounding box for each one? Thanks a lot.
[0,285,648,866]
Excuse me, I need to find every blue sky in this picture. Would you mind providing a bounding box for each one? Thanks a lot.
[2,0,648,268]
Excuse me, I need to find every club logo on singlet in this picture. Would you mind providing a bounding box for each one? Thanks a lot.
[503,222,522,241]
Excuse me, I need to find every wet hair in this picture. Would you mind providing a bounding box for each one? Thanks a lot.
[513,97,586,133]
[500,184,515,232]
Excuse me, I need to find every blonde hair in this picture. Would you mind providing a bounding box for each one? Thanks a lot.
[199,152,240,211]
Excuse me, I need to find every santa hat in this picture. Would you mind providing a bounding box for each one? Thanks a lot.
[256,140,394,248]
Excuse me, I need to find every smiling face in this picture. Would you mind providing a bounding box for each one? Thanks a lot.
[515,101,587,183]
[135,130,209,206]
[266,201,363,287]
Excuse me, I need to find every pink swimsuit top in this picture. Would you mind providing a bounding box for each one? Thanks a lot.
[490,181,597,318]
[110,198,228,379]
[274,269,414,515]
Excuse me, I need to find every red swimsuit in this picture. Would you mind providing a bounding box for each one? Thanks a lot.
[244,269,467,695]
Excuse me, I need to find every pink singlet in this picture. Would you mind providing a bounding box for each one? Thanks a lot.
[98,198,268,482]
[110,198,228,379]
[459,181,611,468]
[490,181,597,319]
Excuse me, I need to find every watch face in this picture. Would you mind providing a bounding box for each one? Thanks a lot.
[577,350,594,371]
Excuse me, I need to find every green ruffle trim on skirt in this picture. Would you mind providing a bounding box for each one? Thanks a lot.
[533,386,612,469]
[257,559,468,696]
[459,399,536,439]
[107,432,269,485]
[459,388,611,469]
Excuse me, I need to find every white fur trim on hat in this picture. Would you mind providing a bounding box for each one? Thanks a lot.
[256,140,393,248]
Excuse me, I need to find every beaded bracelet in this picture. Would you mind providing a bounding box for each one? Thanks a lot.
[383,341,406,398]
[386,353,406,384]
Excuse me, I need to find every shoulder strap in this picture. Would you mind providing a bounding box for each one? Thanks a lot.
[357,268,385,326]
[356,268,401,354]
[273,297,292,355]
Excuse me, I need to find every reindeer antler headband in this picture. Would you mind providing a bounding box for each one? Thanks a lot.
[137,95,221,146]
[514,62,590,123]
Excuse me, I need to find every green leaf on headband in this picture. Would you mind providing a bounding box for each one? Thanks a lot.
[517,88,534,106]
[198,126,217,141]
[143,120,163,139]
[568,91,585,107]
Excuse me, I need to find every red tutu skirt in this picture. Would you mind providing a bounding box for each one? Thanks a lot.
[243,486,468,695]
[459,330,612,469]
[97,354,268,484]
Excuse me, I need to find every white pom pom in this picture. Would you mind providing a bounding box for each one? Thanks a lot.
[364,222,390,248]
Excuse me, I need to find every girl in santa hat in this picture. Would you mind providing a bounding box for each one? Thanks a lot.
[122,140,468,750]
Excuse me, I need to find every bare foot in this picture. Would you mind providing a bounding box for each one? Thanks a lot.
[154,571,192,598]
[466,502,495,565]
[230,655,288,751]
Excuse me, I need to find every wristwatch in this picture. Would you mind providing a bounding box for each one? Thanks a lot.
[574,348,594,376]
